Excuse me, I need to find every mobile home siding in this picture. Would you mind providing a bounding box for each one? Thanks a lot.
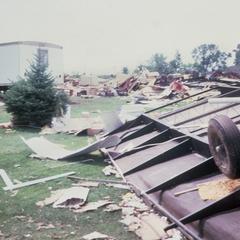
[0,44,20,85]
[0,41,63,86]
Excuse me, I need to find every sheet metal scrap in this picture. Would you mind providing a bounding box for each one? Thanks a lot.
[22,135,121,160]
[104,87,240,240]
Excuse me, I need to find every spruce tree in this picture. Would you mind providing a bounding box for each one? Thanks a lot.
[4,52,68,127]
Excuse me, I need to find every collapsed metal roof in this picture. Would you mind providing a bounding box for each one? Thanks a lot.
[104,86,240,240]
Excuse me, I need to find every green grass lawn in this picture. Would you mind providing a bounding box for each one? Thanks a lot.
[0,97,139,240]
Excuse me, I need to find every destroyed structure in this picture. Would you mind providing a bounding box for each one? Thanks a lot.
[13,82,240,240]
[59,68,195,101]
[2,63,240,240]
[102,86,240,240]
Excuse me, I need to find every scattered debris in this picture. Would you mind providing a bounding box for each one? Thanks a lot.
[105,183,130,190]
[81,231,114,240]
[120,192,149,212]
[14,215,26,220]
[68,175,127,185]
[22,135,121,160]
[36,189,65,207]
[135,213,169,240]
[51,233,63,239]
[73,181,99,188]
[23,233,32,238]
[36,223,55,231]
[51,116,104,136]
[174,178,240,201]
[0,122,12,129]
[40,111,123,136]
[174,187,198,197]
[0,169,75,191]
[120,214,140,231]
[119,192,181,240]
[37,187,89,209]
[198,177,240,200]
[53,186,89,209]
[0,169,14,189]
[102,165,121,178]
[74,200,112,213]
[14,164,21,168]
[104,204,121,212]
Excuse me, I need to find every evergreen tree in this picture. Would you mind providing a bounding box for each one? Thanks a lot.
[169,51,183,73]
[4,52,68,127]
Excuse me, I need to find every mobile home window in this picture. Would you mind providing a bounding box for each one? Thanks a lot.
[38,48,48,66]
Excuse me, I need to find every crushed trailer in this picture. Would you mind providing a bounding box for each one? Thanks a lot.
[104,86,240,240]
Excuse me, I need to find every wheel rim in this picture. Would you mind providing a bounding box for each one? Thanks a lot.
[212,133,228,170]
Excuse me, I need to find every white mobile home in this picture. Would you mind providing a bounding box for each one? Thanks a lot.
[0,41,63,86]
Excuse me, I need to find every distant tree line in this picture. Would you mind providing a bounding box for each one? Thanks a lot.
[133,43,240,77]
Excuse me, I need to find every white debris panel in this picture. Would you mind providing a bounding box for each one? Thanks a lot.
[21,135,121,160]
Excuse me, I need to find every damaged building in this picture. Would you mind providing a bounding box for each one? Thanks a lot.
[0,41,64,90]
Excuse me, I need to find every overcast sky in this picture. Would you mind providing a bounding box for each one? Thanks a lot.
[0,0,240,74]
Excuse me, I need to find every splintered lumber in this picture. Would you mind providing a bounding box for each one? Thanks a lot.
[68,176,128,185]
[174,187,198,196]
[3,172,75,191]
[0,169,14,188]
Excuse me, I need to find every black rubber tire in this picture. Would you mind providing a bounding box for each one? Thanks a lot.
[208,115,240,179]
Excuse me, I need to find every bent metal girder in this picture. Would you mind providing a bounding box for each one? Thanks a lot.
[105,87,240,240]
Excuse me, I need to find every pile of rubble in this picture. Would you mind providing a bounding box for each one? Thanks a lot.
[59,69,192,102]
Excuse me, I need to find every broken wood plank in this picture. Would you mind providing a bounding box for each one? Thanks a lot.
[73,181,99,187]
[174,187,198,197]
[0,169,14,188]
[68,176,128,185]
[3,172,75,191]
[105,183,130,190]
